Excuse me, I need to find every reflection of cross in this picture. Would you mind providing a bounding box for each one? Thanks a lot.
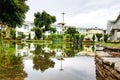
[59,57,64,71]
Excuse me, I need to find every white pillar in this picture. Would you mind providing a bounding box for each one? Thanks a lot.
[114,30,117,41]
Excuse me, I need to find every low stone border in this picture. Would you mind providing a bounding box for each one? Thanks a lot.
[95,50,120,80]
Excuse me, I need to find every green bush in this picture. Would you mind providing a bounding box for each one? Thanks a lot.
[104,34,109,43]
[10,29,16,39]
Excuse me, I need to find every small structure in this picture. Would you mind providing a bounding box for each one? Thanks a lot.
[85,27,103,41]
[107,14,120,41]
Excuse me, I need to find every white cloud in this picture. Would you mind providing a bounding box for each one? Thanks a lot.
[25,0,120,29]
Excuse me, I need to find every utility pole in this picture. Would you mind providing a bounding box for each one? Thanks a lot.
[61,12,65,32]
[62,12,65,23]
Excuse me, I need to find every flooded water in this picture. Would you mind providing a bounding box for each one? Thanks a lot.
[0,43,96,80]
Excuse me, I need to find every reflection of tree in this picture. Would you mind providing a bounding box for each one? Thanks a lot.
[49,43,63,50]
[65,49,76,57]
[0,54,27,80]
[33,45,55,72]
[64,44,84,57]
[33,55,55,72]
[92,45,95,52]
[79,45,84,51]
[34,45,42,55]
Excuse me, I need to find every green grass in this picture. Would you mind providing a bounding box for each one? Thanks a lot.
[96,42,120,48]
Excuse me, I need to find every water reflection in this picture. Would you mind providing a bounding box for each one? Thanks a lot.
[1,42,113,80]
[16,43,95,58]
[15,43,95,71]
[0,43,27,80]
[33,44,55,72]
[9,43,96,80]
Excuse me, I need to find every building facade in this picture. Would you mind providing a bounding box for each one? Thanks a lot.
[76,27,87,35]
[86,27,103,41]
[16,21,35,39]
[107,14,120,41]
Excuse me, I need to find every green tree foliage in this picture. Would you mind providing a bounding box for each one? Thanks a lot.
[21,33,26,39]
[51,33,57,39]
[104,34,109,43]
[92,34,95,42]
[79,34,85,43]
[0,0,29,28]
[34,11,56,39]
[34,11,56,30]
[74,33,80,43]
[65,34,71,41]
[28,33,31,40]
[65,27,79,38]
[42,34,46,40]
[50,27,56,33]
[1,30,6,39]
[0,54,27,79]
[57,34,63,40]
[33,45,55,72]
[10,29,16,39]
[96,33,102,41]
[35,28,42,40]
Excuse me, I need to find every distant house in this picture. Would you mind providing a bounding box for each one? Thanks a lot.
[44,23,68,36]
[85,27,103,41]
[107,14,120,41]
[16,21,35,39]
[76,27,87,35]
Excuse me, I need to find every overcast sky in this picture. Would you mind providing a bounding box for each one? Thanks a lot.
[25,0,120,29]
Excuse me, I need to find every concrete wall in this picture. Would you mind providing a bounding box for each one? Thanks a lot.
[95,50,120,80]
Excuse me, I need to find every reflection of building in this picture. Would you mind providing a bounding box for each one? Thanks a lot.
[16,43,35,59]
[43,47,51,53]
[54,49,65,58]
[77,45,95,56]
[107,14,120,41]
[16,21,35,39]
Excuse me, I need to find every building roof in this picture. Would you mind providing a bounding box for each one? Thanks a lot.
[114,14,120,23]
[87,27,103,30]
[107,20,115,25]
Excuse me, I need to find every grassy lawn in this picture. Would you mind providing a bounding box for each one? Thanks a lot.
[96,42,120,48]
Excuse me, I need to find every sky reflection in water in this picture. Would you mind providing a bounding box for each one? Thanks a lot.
[0,43,96,80]
[24,56,95,80]
[21,43,96,80]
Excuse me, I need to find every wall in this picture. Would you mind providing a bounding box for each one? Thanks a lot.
[95,51,120,80]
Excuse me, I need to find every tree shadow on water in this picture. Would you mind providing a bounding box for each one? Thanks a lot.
[33,45,55,72]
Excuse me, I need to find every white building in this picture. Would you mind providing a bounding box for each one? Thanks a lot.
[86,27,103,40]
[76,27,87,35]
[44,23,67,36]
[107,14,120,41]
[16,21,35,39]
[54,24,64,35]
[106,20,114,34]
[16,43,35,59]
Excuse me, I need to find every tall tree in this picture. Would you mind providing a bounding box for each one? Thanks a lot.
[34,11,56,30]
[0,0,29,28]
[34,11,56,39]
[35,28,42,40]
[0,0,29,46]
